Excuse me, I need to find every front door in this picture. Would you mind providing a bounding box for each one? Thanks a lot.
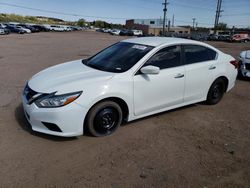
[133,45,185,116]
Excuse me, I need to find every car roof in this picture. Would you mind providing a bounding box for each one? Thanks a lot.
[122,37,211,47]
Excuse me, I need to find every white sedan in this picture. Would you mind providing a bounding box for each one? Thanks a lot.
[22,37,238,137]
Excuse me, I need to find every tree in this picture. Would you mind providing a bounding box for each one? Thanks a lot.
[215,22,227,30]
[77,19,86,27]
[93,20,105,28]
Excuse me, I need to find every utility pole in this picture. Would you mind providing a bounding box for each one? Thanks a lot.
[214,0,223,34]
[162,0,169,36]
[172,14,175,27]
[192,18,196,29]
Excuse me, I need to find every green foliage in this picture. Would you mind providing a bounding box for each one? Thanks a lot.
[91,20,124,29]
[215,22,227,30]
[77,18,86,27]
[0,13,125,28]
[0,13,60,24]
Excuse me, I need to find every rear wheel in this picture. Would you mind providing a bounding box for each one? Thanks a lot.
[206,78,226,105]
[86,101,122,137]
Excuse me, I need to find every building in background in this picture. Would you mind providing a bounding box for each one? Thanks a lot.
[126,19,190,36]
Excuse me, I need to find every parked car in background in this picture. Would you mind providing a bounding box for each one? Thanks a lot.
[0,28,5,35]
[51,25,65,32]
[18,24,39,32]
[119,29,134,36]
[190,34,208,41]
[32,25,50,32]
[16,26,31,33]
[69,26,80,31]
[110,29,121,35]
[238,50,250,78]
[231,33,249,43]
[132,30,143,36]
[22,37,237,137]
[0,25,10,34]
[5,25,25,34]
[208,34,219,41]
[218,35,231,42]
[60,25,73,31]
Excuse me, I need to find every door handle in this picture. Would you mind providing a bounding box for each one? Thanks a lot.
[209,65,216,70]
[174,73,184,78]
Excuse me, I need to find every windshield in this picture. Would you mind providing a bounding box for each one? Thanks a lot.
[83,42,154,73]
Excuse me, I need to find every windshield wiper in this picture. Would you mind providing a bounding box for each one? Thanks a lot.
[86,63,104,71]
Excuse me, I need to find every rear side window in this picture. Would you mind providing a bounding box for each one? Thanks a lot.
[144,45,181,69]
[184,45,217,64]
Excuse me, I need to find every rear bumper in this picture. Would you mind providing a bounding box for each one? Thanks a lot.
[22,95,87,137]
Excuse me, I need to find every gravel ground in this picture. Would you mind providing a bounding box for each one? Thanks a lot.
[0,31,249,188]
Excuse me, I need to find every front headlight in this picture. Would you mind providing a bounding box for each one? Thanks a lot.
[35,91,82,108]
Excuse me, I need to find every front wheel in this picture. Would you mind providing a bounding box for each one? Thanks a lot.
[86,101,123,137]
[206,78,226,105]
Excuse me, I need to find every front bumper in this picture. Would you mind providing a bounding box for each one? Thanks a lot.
[22,95,87,137]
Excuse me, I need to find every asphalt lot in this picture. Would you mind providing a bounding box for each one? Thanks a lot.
[0,31,250,187]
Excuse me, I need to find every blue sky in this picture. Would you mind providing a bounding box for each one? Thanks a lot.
[0,0,249,28]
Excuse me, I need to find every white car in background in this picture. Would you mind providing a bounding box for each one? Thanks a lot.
[0,28,5,34]
[50,25,65,32]
[110,29,121,35]
[22,37,237,137]
[132,30,143,36]
[60,25,73,31]
[238,50,250,78]
[16,26,31,33]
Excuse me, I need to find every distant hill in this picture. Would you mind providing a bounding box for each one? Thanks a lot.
[0,13,66,24]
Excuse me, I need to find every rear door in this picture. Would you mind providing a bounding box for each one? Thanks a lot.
[183,44,218,102]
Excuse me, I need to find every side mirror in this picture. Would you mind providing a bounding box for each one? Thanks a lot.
[140,65,160,75]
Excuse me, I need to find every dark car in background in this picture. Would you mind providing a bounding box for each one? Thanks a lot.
[190,34,208,41]
[218,35,231,42]
[119,29,134,36]
[18,24,39,32]
[32,25,50,32]
[5,25,25,34]
[207,34,219,41]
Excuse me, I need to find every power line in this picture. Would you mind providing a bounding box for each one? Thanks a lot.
[0,2,131,20]
[223,13,250,17]
[169,2,215,12]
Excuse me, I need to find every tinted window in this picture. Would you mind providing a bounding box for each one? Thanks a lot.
[144,46,181,69]
[184,45,217,64]
[85,42,153,73]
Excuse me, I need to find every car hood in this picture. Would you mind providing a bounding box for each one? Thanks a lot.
[28,59,115,93]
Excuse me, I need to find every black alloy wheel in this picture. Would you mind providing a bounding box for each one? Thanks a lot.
[86,101,122,137]
[206,78,225,105]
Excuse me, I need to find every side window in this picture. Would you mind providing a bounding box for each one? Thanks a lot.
[144,46,181,69]
[184,45,217,64]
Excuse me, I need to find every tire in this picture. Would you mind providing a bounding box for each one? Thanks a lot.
[86,101,123,137]
[206,78,226,105]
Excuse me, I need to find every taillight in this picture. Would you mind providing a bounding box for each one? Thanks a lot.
[230,60,238,69]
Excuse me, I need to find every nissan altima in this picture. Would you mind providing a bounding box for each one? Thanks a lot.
[22,37,238,137]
